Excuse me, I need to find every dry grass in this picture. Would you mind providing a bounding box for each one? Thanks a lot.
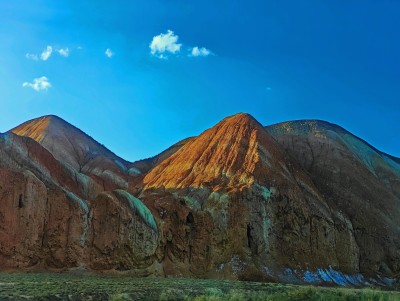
[0,273,397,300]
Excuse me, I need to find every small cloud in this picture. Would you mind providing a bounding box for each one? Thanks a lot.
[40,46,53,61]
[266,87,272,91]
[25,53,39,61]
[189,46,212,57]
[105,48,114,58]
[26,45,69,60]
[22,76,52,92]
[57,48,69,57]
[150,30,182,58]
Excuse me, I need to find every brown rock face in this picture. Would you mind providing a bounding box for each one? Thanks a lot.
[0,130,159,273]
[88,190,158,271]
[0,114,399,287]
[0,168,48,267]
[11,115,131,191]
[266,120,400,277]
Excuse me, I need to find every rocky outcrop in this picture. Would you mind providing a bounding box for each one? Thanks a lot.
[0,114,398,287]
[0,132,158,273]
[88,190,158,271]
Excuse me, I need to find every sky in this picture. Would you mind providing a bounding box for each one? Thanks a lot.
[0,0,399,161]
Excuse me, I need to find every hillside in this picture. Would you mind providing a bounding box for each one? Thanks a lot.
[0,113,398,287]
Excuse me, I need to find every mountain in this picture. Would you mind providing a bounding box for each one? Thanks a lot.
[11,115,133,191]
[0,113,398,287]
[11,115,129,171]
[266,120,400,196]
[1,116,157,270]
[266,120,400,279]
[143,113,292,190]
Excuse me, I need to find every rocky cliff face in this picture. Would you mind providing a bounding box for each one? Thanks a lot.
[0,129,157,273]
[266,120,400,278]
[0,114,398,287]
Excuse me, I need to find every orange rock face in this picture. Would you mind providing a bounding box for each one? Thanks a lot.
[0,113,399,286]
[144,113,289,190]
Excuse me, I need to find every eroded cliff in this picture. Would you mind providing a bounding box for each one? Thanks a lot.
[0,113,398,287]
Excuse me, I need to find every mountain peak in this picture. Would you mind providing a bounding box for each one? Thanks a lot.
[10,115,78,142]
[224,112,254,120]
[218,112,261,128]
[143,113,286,190]
[40,114,63,120]
[10,114,129,173]
[40,114,70,125]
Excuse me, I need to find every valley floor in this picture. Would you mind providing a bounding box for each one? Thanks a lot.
[0,273,398,301]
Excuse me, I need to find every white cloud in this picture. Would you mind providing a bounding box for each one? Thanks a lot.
[105,48,114,58]
[40,46,53,61]
[150,30,182,58]
[22,76,52,92]
[57,48,69,57]
[25,53,39,61]
[190,46,212,57]
[26,45,71,61]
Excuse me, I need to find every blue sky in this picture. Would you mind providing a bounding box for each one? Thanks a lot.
[0,0,399,160]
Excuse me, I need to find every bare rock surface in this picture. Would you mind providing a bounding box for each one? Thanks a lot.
[0,114,398,287]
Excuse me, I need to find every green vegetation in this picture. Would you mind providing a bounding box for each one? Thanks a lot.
[0,273,398,301]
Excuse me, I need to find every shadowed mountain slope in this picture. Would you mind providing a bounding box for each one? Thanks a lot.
[267,120,400,277]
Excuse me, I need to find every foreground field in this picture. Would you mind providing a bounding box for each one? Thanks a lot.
[0,273,398,301]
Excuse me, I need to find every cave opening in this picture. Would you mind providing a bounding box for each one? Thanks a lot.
[247,224,253,249]
[18,194,23,208]
[186,212,194,226]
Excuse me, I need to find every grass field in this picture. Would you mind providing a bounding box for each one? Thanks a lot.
[0,273,398,301]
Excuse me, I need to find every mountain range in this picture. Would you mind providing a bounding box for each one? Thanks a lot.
[0,113,399,287]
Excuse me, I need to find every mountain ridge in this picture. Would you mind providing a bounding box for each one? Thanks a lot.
[10,114,129,166]
[266,119,400,163]
[1,112,399,287]
[9,114,399,164]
